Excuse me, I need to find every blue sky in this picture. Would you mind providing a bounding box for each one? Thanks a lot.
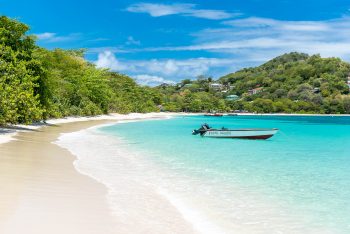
[2,0,350,85]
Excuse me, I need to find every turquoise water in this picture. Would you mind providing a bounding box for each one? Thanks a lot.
[99,116,350,233]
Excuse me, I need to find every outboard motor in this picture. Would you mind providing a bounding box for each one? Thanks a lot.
[192,123,211,136]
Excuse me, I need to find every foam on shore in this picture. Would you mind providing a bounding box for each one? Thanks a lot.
[0,131,16,144]
[0,112,184,146]
[54,124,199,233]
[54,117,341,234]
[53,119,312,234]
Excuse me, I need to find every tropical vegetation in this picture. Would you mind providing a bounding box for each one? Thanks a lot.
[0,16,160,125]
[157,53,350,114]
[1,16,350,126]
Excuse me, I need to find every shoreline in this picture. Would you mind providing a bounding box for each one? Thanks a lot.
[1,113,346,233]
[1,111,349,146]
[0,113,196,234]
[234,113,350,116]
[55,120,200,234]
[0,112,193,146]
[0,120,119,234]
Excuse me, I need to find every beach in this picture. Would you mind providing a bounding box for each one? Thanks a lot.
[1,114,350,234]
[0,113,196,234]
[2,2,350,233]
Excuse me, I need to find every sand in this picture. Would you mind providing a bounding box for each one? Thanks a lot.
[0,113,182,145]
[0,114,196,234]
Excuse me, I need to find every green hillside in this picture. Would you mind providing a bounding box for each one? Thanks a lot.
[158,52,350,114]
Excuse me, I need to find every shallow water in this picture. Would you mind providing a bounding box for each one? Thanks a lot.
[95,115,350,233]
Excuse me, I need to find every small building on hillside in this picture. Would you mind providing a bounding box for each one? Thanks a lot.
[209,83,224,91]
[226,94,240,101]
[229,85,235,90]
[248,87,263,95]
[347,74,350,90]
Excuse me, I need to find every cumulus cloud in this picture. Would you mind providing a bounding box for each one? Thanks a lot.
[135,58,234,79]
[95,51,127,71]
[92,16,350,84]
[127,57,236,78]
[94,51,237,84]
[126,3,236,20]
[133,74,175,85]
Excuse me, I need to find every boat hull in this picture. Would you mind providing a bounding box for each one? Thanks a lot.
[204,114,223,117]
[203,129,278,139]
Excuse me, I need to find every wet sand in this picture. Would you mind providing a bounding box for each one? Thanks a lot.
[0,120,195,234]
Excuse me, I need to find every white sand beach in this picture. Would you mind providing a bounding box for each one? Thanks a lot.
[0,113,196,234]
[0,113,178,145]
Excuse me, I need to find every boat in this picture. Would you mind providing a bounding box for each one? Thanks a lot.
[204,113,223,117]
[192,124,278,140]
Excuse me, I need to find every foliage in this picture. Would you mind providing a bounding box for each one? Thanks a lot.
[158,52,350,114]
[220,52,350,113]
[0,16,42,124]
[0,16,160,124]
[108,72,160,113]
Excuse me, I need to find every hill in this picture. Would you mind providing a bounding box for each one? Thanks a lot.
[157,52,350,114]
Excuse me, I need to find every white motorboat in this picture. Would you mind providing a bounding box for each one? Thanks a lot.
[192,124,278,140]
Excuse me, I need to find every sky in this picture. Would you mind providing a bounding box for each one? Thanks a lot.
[2,0,350,85]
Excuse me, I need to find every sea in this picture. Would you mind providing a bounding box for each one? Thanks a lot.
[56,115,350,234]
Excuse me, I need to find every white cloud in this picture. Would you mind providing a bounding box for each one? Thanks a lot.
[134,74,175,85]
[189,9,238,20]
[126,3,236,20]
[35,32,80,43]
[223,17,330,32]
[95,51,127,71]
[133,16,350,62]
[92,16,350,83]
[127,3,192,17]
[36,32,56,40]
[130,57,236,78]
[94,50,237,84]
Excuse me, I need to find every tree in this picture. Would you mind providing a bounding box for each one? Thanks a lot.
[0,16,42,124]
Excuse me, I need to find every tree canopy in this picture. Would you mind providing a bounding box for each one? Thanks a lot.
[0,16,160,125]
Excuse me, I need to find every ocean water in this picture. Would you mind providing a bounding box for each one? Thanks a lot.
[59,116,350,234]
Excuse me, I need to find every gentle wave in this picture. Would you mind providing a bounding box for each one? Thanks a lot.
[54,119,342,234]
[54,126,221,233]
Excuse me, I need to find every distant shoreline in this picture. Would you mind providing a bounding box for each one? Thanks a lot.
[2,111,349,145]
[234,113,350,117]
